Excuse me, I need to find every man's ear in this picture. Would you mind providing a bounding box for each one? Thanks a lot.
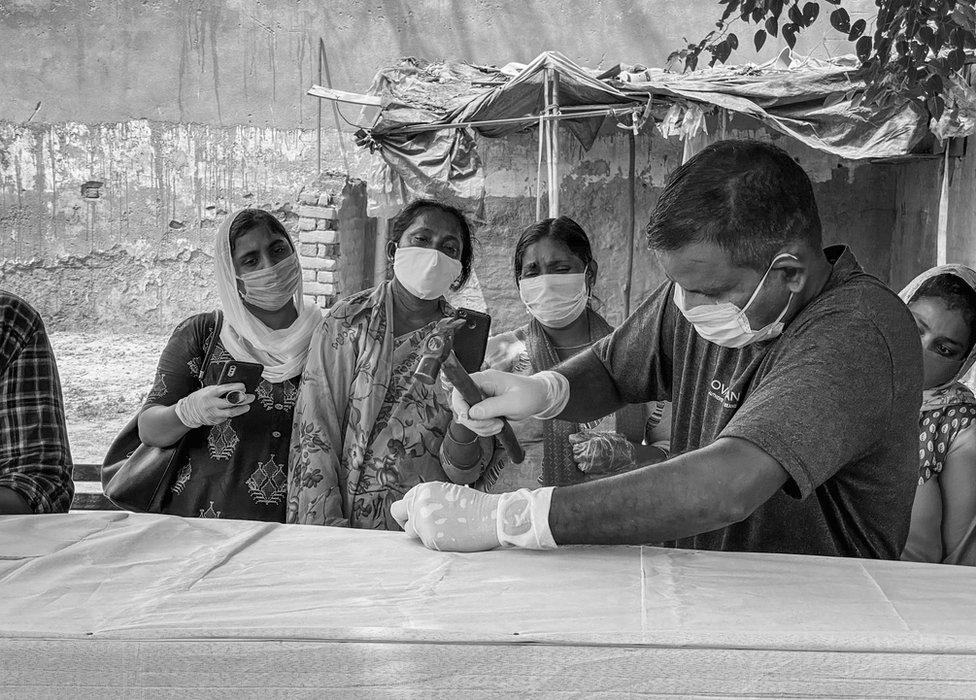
[387,241,397,260]
[774,253,807,294]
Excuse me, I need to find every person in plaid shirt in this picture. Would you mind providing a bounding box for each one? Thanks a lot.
[0,290,73,513]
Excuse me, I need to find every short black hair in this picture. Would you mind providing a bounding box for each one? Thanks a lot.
[229,209,292,252]
[911,273,976,351]
[389,198,474,290]
[646,140,823,271]
[513,216,595,286]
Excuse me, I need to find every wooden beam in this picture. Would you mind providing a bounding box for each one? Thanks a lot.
[307,85,383,107]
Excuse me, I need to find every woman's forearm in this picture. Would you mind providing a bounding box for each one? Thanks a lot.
[138,405,192,447]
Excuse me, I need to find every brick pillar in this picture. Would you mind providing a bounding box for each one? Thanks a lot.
[295,172,369,309]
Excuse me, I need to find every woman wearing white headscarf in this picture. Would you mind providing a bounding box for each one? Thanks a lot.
[899,265,976,565]
[138,208,321,521]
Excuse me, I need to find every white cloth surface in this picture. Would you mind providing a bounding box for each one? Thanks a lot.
[1,512,975,649]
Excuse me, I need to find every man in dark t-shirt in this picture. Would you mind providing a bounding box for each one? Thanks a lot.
[392,140,922,559]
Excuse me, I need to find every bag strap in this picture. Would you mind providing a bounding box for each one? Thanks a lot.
[198,310,224,384]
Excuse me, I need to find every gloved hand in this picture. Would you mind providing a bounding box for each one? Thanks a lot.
[451,369,569,436]
[174,383,255,428]
[569,430,636,474]
[391,481,557,552]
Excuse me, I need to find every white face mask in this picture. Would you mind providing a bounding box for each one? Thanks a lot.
[237,253,301,312]
[393,246,462,300]
[519,273,589,329]
[673,254,797,348]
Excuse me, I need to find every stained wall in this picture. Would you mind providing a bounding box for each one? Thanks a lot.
[0,0,919,332]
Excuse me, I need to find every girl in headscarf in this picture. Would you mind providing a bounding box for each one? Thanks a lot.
[900,265,976,565]
[287,199,481,528]
[138,208,321,521]
[442,216,670,491]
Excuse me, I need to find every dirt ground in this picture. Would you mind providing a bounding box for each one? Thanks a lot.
[49,332,168,464]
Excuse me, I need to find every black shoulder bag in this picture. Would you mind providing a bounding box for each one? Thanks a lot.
[101,311,223,512]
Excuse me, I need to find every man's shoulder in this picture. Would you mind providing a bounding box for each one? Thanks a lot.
[0,290,44,341]
[793,267,917,352]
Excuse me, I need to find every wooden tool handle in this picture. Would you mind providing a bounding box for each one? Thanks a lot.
[442,355,525,465]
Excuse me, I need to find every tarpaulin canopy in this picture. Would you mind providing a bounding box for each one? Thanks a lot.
[344,50,975,208]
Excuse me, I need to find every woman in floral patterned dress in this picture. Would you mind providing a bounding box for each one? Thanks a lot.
[287,199,487,529]
[138,208,321,521]
[899,265,976,565]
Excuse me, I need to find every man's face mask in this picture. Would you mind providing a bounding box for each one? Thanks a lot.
[673,253,797,349]
[237,253,301,312]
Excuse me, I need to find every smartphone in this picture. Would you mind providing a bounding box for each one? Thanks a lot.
[452,308,491,373]
[215,360,264,400]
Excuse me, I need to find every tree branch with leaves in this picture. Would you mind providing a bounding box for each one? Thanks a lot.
[671,0,975,120]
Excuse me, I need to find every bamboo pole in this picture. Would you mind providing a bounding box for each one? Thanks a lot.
[551,69,560,217]
[536,111,545,221]
[319,39,350,174]
[624,128,637,317]
[389,106,639,135]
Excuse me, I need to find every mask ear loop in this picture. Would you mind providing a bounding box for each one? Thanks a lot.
[450,262,464,291]
[742,253,799,311]
[584,265,596,309]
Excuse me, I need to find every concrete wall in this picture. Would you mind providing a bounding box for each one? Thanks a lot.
[0,0,917,332]
[1,0,877,129]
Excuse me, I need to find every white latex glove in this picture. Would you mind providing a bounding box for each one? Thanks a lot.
[391,482,557,552]
[450,369,569,437]
[569,430,636,474]
[174,383,255,428]
[450,388,500,437]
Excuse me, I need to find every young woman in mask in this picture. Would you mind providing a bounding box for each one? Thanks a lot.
[442,216,669,491]
[287,199,484,528]
[138,208,322,521]
[900,266,976,566]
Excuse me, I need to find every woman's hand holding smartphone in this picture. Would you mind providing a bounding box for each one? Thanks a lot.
[215,361,264,405]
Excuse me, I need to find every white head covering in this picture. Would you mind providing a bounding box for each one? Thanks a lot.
[899,264,976,407]
[214,208,322,383]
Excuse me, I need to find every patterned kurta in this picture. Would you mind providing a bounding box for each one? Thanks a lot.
[144,313,297,521]
[287,282,456,530]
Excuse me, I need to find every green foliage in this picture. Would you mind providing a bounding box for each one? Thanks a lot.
[667,0,975,119]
